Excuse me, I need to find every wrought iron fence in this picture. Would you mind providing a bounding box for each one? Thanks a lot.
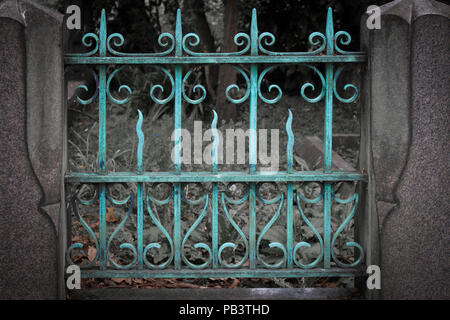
[64,7,367,279]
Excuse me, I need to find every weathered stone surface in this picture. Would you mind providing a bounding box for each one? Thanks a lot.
[0,0,25,24]
[22,0,65,231]
[360,0,450,299]
[0,0,64,299]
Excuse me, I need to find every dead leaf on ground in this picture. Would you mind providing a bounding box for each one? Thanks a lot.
[89,222,99,230]
[88,246,97,261]
[106,207,118,223]
[71,254,84,263]
[71,235,88,244]
[112,278,132,285]
[230,278,239,288]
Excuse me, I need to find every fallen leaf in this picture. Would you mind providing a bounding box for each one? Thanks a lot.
[175,283,200,288]
[106,207,118,223]
[88,246,97,261]
[230,278,239,288]
[112,278,126,284]
[90,222,99,230]
[71,254,84,263]
[71,235,87,244]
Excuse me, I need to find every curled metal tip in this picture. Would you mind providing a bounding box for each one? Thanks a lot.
[286,109,294,172]
[212,109,218,127]
[211,110,219,172]
[136,109,144,173]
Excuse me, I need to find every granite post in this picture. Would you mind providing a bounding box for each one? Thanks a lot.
[0,0,65,299]
[358,0,450,299]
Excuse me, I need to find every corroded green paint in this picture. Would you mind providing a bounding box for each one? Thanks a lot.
[65,55,366,65]
[66,171,366,183]
[66,7,366,278]
[80,268,363,279]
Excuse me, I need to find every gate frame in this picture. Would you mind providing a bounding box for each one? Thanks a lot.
[63,6,368,298]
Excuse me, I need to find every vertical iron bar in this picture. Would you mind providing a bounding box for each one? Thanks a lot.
[137,183,143,269]
[324,7,334,172]
[323,7,334,269]
[286,110,294,268]
[98,9,107,270]
[212,183,218,268]
[248,9,258,269]
[136,110,144,269]
[286,183,293,268]
[173,9,182,270]
[211,111,219,268]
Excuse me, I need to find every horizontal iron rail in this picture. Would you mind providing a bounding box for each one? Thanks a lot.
[80,268,363,279]
[64,54,366,65]
[66,171,367,183]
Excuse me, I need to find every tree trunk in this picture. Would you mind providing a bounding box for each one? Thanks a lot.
[216,0,238,121]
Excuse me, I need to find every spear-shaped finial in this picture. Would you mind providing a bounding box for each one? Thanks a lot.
[99,9,107,56]
[250,8,258,55]
[326,7,334,55]
[175,9,182,56]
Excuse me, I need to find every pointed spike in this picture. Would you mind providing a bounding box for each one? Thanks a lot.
[136,109,144,173]
[250,8,258,55]
[175,8,182,56]
[326,7,333,27]
[101,8,106,22]
[326,7,334,55]
[99,9,107,56]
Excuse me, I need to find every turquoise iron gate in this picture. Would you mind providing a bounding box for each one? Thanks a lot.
[65,7,367,279]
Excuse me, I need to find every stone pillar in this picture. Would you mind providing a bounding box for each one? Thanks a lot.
[359,0,450,299]
[0,0,65,299]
